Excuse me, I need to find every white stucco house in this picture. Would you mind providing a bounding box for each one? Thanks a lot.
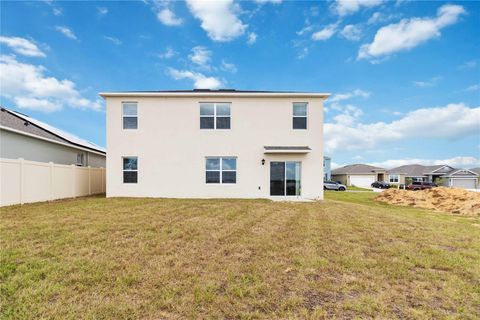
[100,89,329,199]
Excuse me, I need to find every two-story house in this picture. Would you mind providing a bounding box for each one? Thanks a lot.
[101,89,329,199]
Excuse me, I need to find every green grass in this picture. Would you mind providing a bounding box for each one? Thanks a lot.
[346,186,373,191]
[1,194,479,319]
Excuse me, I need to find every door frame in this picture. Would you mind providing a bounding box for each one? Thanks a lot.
[269,160,302,197]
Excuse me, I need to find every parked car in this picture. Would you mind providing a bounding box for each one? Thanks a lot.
[371,181,390,189]
[324,181,346,191]
[406,181,437,191]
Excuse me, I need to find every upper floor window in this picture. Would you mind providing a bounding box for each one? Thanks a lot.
[293,102,307,129]
[123,156,138,183]
[200,103,231,129]
[205,157,236,184]
[123,102,138,129]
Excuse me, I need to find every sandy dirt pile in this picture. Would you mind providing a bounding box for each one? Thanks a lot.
[375,187,480,216]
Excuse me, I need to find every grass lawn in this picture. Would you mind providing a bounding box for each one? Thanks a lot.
[1,193,479,319]
[346,186,373,191]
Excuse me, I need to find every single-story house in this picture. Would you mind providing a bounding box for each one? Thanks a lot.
[387,164,478,189]
[331,164,386,188]
[0,107,106,167]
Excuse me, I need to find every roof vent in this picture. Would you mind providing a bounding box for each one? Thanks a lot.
[193,89,211,92]
[24,121,30,126]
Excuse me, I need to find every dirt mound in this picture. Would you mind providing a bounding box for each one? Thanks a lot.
[375,187,480,216]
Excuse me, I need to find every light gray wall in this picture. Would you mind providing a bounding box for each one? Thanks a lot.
[0,129,105,167]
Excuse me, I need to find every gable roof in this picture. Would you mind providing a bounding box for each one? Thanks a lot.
[470,167,480,175]
[332,164,386,175]
[0,107,105,154]
[441,169,479,178]
[387,164,453,176]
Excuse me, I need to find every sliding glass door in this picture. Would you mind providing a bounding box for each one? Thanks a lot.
[270,161,301,196]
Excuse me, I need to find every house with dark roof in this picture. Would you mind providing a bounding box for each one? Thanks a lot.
[387,164,478,189]
[331,164,386,187]
[0,107,105,167]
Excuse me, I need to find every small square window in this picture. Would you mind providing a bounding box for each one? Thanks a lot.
[205,157,236,184]
[200,103,231,130]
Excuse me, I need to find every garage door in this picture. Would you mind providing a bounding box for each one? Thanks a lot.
[349,175,376,188]
[451,179,477,189]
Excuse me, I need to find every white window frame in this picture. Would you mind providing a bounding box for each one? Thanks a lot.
[292,102,308,130]
[122,156,138,184]
[76,153,85,166]
[122,102,138,130]
[205,157,237,184]
[200,102,231,130]
[389,174,399,183]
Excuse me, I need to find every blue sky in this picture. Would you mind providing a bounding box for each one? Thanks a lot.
[1,0,479,168]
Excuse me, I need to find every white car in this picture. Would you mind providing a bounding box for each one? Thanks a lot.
[324,181,346,191]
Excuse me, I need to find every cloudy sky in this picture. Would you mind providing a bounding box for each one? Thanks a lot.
[1,0,479,168]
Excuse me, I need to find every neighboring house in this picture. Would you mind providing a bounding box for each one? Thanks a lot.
[323,156,331,181]
[0,107,106,167]
[101,89,329,199]
[387,164,478,189]
[331,164,386,188]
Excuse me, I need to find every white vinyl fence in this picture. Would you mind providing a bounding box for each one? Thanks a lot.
[0,158,105,207]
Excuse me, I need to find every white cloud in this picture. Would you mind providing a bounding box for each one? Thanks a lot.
[167,68,223,89]
[328,89,370,103]
[186,0,247,42]
[296,24,313,36]
[247,32,257,45]
[459,60,478,69]
[0,55,101,112]
[465,84,480,92]
[297,47,309,60]
[158,47,177,59]
[412,76,441,88]
[220,60,237,73]
[55,26,77,40]
[0,36,46,57]
[324,103,480,153]
[341,24,362,41]
[358,4,466,60]
[157,8,183,26]
[97,7,108,16]
[312,23,338,41]
[104,36,122,45]
[188,46,211,69]
[367,157,480,169]
[254,0,282,4]
[52,7,62,16]
[333,0,383,16]
[367,12,400,25]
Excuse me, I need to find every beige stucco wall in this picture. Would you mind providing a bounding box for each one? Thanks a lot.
[106,95,325,199]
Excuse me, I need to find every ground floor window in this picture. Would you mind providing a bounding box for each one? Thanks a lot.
[205,157,236,184]
[270,161,301,196]
[123,157,138,183]
[389,174,399,183]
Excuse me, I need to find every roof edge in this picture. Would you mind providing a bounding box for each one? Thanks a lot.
[99,91,331,99]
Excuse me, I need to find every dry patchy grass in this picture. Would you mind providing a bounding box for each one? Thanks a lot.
[1,193,479,319]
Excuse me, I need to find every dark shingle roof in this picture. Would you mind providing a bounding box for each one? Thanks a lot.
[332,164,386,175]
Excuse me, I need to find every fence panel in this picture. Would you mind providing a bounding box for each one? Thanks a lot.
[0,158,105,206]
